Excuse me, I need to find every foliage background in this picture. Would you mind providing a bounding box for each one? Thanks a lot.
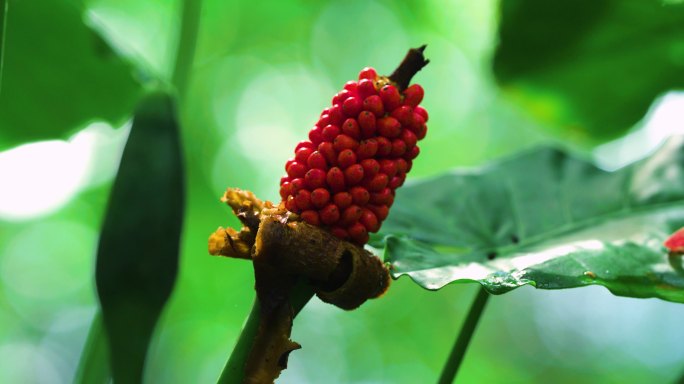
[1,0,683,383]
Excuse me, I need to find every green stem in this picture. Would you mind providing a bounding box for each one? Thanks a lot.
[0,0,9,97]
[171,0,202,98]
[217,284,315,384]
[73,311,110,384]
[437,287,490,384]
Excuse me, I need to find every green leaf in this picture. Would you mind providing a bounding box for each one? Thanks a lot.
[492,0,684,142]
[0,0,143,150]
[96,91,184,383]
[372,136,684,303]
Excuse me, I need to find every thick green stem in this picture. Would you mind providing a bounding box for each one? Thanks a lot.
[171,0,202,98]
[218,299,262,384]
[437,287,490,384]
[217,284,314,384]
[73,311,110,384]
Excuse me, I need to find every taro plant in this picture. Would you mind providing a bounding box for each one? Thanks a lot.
[1,0,684,383]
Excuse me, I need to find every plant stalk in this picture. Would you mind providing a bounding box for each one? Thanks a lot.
[217,283,314,384]
[437,287,490,384]
[73,311,110,384]
[171,0,202,98]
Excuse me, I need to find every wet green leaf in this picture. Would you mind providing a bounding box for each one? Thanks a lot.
[493,0,684,142]
[372,137,684,303]
[96,91,184,383]
[0,0,142,149]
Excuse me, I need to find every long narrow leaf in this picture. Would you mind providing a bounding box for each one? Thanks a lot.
[96,91,185,383]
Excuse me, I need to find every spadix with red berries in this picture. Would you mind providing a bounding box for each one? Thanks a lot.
[280,64,428,245]
[664,227,684,253]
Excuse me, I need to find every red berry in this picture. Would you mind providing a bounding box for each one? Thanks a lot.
[317,114,331,128]
[287,161,307,178]
[379,159,397,178]
[307,151,327,170]
[350,186,370,205]
[330,226,349,240]
[308,126,324,145]
[367,173,388,192]
[404,145,420,160]
[356,139,378,160]
[403,84,424,107]
[295,141,315,152]
[320,203,340,225]
[370,188,392,205]
[310,188,330,208]
[279,182,293,200]
[389,174,405,189]
[342,118,360,139]
[337,149,357,169]
[322,124,340,141]
[358,67,377,80]
[295,189,312,210]
[409,113,425,133]
[358,111,376,138]
[377,117,401,138]
[327,167,345,192]
[360,158,380,178]
[290,178,305,192]
[360,209,380,233]
[395,158,408,174]
[391,105,414,126]
[333,192,352,209]
[363,95,384,117]
[301,210,320,226]
[341,205,363,225]
[333,134,359,152]
[318,142,337,165]
[400,128,417,149]
[295,147,314,163]
[376,137,392,157]
[333,89,352,105]
[342,97,362,117]
[344,81,358,93]
[348,222,369,245]
[344,164,364,185]
[368,204,389,221]
[327,106,343,125]
[357,79,376,99]
[391,139,407,157]
[414,121,427,140]
[285,196,298,212]
[379,84,402,111]
[305,168,326,189]
[414,106,428,122]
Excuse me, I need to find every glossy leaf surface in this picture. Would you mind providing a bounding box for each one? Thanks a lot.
[373,137,684,303]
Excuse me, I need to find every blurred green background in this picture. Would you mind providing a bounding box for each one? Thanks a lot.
[1,0,684,382]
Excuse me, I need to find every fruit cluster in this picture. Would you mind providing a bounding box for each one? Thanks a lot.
[280,67,427,245]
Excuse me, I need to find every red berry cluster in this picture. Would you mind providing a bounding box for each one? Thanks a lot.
[280,67,428,245]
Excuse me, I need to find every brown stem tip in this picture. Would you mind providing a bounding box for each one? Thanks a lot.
[388,44,430,91]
